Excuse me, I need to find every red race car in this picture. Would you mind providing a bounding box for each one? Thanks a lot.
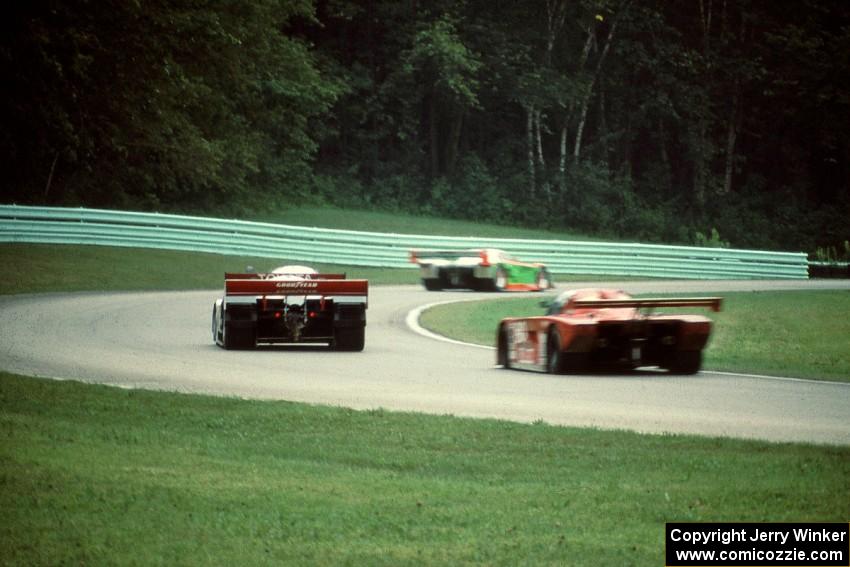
[496,289,722,374]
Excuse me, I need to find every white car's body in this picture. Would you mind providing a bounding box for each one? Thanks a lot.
[212,266,368,351]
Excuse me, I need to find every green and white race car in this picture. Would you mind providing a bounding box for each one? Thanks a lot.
[409,248,553,292]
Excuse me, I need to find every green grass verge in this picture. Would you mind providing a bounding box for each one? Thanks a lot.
[0,204,643,295]
[0,244,418,294]
[0,243,623,295]
[2,372,847,566]
[419,291,850,383]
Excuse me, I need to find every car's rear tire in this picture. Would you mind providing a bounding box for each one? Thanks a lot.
[211,304,220,344]
[668,350,701,374]
[423,278,442,291]
[497,325,510,368]
[547,327,589,374]
[546,327,564,374]
[334,326,365,351]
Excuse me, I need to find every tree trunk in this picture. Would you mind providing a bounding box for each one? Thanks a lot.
[526,104,536,197]
[721,85,740,195]
[536,109,551,201]
[573,95,591,162]
[558,27,595,191]
[692,122,708,208]
[559,123,568,192]
[429,94,440,177]
[622,112,633,179]
[694,0,713,207]
[721,15,746,196]
[599,89,608,165]
[535,109,545,169]
[699,0,713,53]
[573,4,627,162]
[658,117,670,192]
[44,152,59,199]
[445,106,465,176]
[545,0,567,66]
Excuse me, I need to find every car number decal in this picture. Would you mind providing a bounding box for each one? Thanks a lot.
[507,321,539,365]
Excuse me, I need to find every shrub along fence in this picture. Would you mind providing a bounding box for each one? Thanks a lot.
[0,205,809,279]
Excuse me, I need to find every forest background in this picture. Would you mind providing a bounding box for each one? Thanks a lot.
[3,0,849,256]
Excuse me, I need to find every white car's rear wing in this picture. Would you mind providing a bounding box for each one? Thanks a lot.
[224,272,347,280]
[224,277,368,305]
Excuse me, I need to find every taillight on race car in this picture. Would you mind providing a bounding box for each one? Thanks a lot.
[479,250,490,267]
[308,311,317,318]
[274,311,282,319]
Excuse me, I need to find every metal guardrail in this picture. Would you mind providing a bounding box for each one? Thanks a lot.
[0,205,809,279]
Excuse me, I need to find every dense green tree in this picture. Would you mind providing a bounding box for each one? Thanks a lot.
[399,15,481,178]
[1,0,339,210]
[2,0,847,253]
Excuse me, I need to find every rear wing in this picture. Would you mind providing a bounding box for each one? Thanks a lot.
[409,249,483,263]
[572,297,722,312]
[224,278,368,301]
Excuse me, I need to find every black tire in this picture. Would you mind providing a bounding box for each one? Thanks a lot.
[423,278,442,291]
[547,327,589,374]
[211,304,220,344]
[497,325,510,368]
[334,326,365,351]
[668,350,702,374]
[546,327,564,374]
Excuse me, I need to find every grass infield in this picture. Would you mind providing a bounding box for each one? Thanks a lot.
[419,291,850,383]
[1,372,848,566]
[0,243,624,295]
[0,243,418,295]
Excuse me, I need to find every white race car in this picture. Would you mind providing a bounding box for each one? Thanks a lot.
[212,266,368,350]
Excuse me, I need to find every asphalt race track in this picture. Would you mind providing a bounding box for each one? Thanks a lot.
[2,280,849,445]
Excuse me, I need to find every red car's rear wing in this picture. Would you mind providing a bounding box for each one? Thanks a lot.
[572,297,723,312]
[225,278,368,297]
[224,273,347,280]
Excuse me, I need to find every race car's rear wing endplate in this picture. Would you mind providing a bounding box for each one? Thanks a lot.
[573,297,722,312]
[225,278,368,299]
